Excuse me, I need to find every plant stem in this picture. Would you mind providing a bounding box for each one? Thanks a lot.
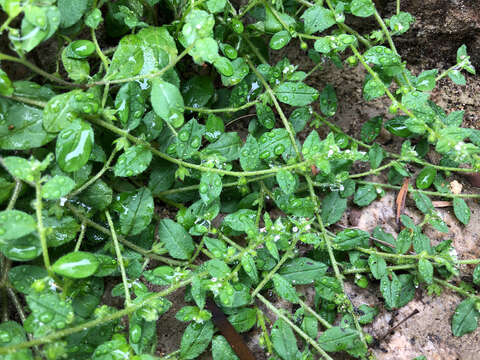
[0,94,47,108]
[434,277,480,300]
[0,52,85,88]
[0,276,196,354]
[396,0,401,14]
[90,116,309,177]
[349,161,396,178]
[257,294,335,360]
[35,180,53,277]
[105,210,131,306]
[74,222,86,252]
[91,28,110,72]
[297,298,332,329]
[185,100,258,113]
[7,179,22,210]
[68,148,118,198]
[342,264,416,274]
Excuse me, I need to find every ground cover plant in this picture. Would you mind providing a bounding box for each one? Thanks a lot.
[0,0,478,359]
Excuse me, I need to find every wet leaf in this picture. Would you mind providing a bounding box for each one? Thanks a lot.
[52,251,99,278]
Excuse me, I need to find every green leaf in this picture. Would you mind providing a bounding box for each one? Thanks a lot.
[200,172,222,205]
[214,56,234,77]
[61,47,90,82]
[415,69,437,91]
[182,76,214,109]
[58,0,88,28]
[205,132,243,162]
[389,12,414,34]
[350,0,375,17]
[275,82,319,106]
[224,209,256,233]
[151,78,185,128]
[8,265,48,294]
[0,102,54,150]
[3,156,36,182]
[180,321,214,359]
[158,218,195,260]
[333,229,370,250]
[176,118,205,159]
[115,82,146,129]
[448,70,466,85]
[451,298,480,336]
[369,143,384,169]
[212,335,239,360]
[444,110,464,126]
[396,228,413,254]
[26,289,74,337]
[271,319,300,360]
[357,305,379,324]
[453,198,470,225]
[228,308,257,333]
[361,116,382,143]
[380,272,401,309]
[301,5,335,35]
[206,0,227,13]
[368,254,387,280]
[363,76,385,100]
[107,34,144,80]
[418,258,433,284]
[44,216,80,247]
[364,46,401,66]
[80,180,113,211]
[321,191,347,226]
[42,175,75,200]
[241,252,259,284]
[0,210,36,244]
[269,30,291,50]
[205,114,224,142]
[52,251,99,279]
[416,167,436,189]
[473,265,480,286]
[353,184,377,206]
[85,8,102,29]
[119,188,154,236]
[55,119,94,173]
[272,274,299,303]
[319,84,337,117]
[412,192,433,213]
[220,58,249,86]
[256,103,275,129]
[114,145,152,177]
[276,170,297,194]
[277,258,327,285]
[289,106,311,133]
[318,326,365,353]
[0,321,33,359]
[258,128,290,161]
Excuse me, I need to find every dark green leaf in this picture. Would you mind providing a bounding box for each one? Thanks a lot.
[369,143,384,169]
[212,335,239,360]
[228,308,257,333]
[278,258,327,285]
[321,191,347,226]
[318,326,365,353]
[319,84,337,117]
[275,82,319,106]
[334,229,370,250]
[301,5,335,35]
[55,119,94,173]
[361,116,382,143]
[272,274,299,303]
[180,321,214,359]
[271,319,300,360]
[158,218,195,260]
[368,254,387,280]
[353,184,377,206]
[52,251,99,279]
[114,145,152,177]
[380,272,401,309]
[119,188,154,236]
[451,298,479,336]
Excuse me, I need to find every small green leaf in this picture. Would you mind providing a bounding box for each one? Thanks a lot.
[158,218,195,260]
[256,103,275,129]
[319,84,337,117]
[0,321,33,359]
[276,170,297,194]
[220,58,249,86]
[412,192,434,213]
[269,30,291,50]
[361,116,382,143]
[241,253,259,283]
[115,82,146,129]
[3,156,36,182]
[396,228,413,254]
[272,274,299,303]
[80,180,113,211]
[180,321,214,359]
[301,5,335,34]
[107,35,144,80]
[380,272,401,309]
[453,198,470,225]
[212,335,239,360]
[415,69,437,91]
[416,167,436,189]
[451,298,480,336]
[350,0,375,17]
[58,0,88,28]
[271,319,300,360]
[199,172,222,205]
[151,78,185,128]
[369,143,384,169]
[278,258,327,285]
[52,251,99,278]
[357,305,379,324]
[353,184,377,206]
[275,82,319,106]
[473,265,480,286]
[448,70,466,85]
[321,191,347,226]
[114,145,152,177]
[8,265,48,294]
[119,188,154,236]
[318,326,365,353]
[258,129,290,161]
[228,308,257,333]
[368,254,387,280]
[55,119,94,173]
[0,210,36,244]
[418,258,433,284]
[42,175,75,200]
[205,132,242,161]
[334,229,370,250]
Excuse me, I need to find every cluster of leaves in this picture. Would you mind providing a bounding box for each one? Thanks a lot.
[0,0,479,359]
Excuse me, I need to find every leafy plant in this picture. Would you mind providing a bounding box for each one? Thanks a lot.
[0,0,478,359]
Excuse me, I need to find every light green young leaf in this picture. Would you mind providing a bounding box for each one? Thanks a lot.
[0,321,33,359]
[418,258,433,284]
[380,272,401,309]
[269,30,291,50]
[276,170,297,194]
[241,253,259,283]
[350,0,375,17]
[3,156,36,182]
[448,70,466,85]
[107,35,144,80]
[220,58,249,87]
[199,172,222,205]
[0,210,36,244]
[368,254,387,280]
